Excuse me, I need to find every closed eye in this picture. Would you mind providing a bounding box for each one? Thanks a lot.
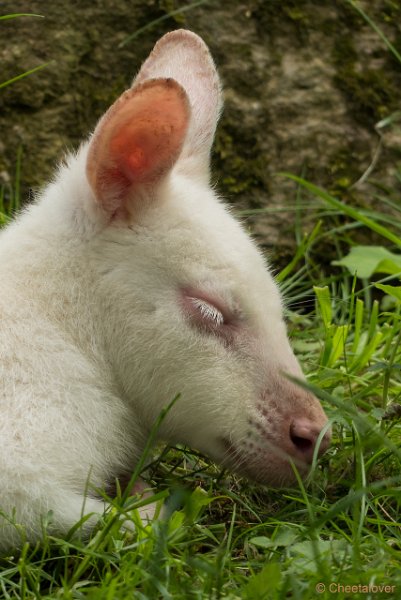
[180,288,239,342]
[187,297,225,327]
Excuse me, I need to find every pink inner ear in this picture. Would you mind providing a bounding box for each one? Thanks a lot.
[87,79,190,215]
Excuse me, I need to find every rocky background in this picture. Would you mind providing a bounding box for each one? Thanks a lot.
[1,0,401,263]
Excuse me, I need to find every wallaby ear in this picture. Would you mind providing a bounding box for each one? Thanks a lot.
[86,79,190,217]
[133,30,222,179]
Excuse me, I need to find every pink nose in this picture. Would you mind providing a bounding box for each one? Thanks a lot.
[289,417,331,464]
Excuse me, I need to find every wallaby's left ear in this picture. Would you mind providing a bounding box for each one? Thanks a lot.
[86,78,190,218]
[133,30,222,180]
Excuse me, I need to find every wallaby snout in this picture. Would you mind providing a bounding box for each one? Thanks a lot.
[289,416,331,463]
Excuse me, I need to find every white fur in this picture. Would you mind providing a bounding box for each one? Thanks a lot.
[0,30,329,551]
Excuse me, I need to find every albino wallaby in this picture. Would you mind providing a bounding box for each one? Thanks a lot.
[0,30,330,551]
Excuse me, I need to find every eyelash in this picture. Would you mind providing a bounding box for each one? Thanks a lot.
[188,297,225,327]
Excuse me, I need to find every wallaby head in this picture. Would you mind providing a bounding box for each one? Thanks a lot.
[0,30,331,550]
[78,29,331,485]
